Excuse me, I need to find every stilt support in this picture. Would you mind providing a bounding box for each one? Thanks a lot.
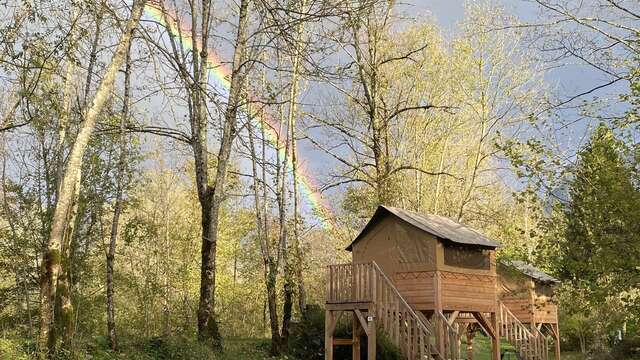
[367,310,376,360]
[552,323,561,360]
[466,326,475,360]
[490,312,500,360]
[352,313,361,360]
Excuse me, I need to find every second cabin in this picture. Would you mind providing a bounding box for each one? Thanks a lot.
[498,260,560,326]
[345,205,500,314]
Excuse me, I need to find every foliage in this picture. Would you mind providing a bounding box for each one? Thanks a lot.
[535,124,640,354]
[0,336,33,360]
[609,335,640,360]
[561,125,640,298]
[288,305,405,360]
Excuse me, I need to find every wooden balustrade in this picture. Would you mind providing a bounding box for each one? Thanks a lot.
[434,311,461,360]
[326,263,374,303]
[499,301,549,360]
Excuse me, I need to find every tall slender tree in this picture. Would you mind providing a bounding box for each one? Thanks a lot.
[38,1,147,357]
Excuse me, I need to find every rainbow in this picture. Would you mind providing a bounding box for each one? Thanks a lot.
[144,2,335,230]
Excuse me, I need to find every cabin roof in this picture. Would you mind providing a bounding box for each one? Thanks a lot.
[346,205,500,251]
[503,260,560,284]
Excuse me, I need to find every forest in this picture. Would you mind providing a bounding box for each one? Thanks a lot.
[0,0,638,359]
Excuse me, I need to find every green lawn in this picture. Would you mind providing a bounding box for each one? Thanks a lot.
[461,335,581,360]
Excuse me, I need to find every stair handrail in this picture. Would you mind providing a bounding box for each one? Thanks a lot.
[371,261,434,330]
[372,261,445,359]
[499,300,548,360]
[434,310,461,360]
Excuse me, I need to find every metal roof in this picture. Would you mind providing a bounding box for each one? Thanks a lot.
[504,260,560,284]
[346,205,501,251]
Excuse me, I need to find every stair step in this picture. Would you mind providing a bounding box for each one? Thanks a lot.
[332,338,354,346]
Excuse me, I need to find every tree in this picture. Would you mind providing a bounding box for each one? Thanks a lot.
[37,1,147,357]
[559,124,640,341]
[106,25,136,351]
[149,0,252,348]
[529,0,639,109]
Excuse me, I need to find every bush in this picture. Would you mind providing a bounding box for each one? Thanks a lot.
[288,304,405,360]
[0,337,32,360]
[608,335,640,360]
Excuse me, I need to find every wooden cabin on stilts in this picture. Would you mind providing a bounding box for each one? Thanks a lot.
[325,205,561,360]
[497,260,561,360]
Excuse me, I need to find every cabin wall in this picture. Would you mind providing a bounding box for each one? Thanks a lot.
[395,271,435,310]
[534,282,558,323]
[352,217,438,310]
[534,302,558,324]
[351,216,437,276]
[501,298,534,323]
[440,271,497,312]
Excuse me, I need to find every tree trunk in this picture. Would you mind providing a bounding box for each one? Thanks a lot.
[37,1,146,357]
[288,0,307,316]
[248,100,283,356]
[55,171,80,352]
[433,135,450,215]
[196,0,249,348]
[106,30,134,351]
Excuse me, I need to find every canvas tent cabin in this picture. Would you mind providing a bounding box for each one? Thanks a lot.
[345,205,500,314]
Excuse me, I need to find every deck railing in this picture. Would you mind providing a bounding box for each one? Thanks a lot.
[327,262,462,359]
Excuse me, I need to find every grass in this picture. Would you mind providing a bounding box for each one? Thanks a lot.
[218,338,287,360]
[462,335,584,360]
[0,335,292,360]
[559,352,587,360]
[0,334,587,360]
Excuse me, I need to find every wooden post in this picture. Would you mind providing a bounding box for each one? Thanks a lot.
[433,271,445,355]
[553,323,561,360]
[466,328,475,360]
[352,312,361,360]
[456,323,467,359]
[367,310,377,360]
[490,312,500,360]
[325,310,333,360]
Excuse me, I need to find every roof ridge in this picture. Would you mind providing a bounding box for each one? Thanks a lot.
[347,205,500,251]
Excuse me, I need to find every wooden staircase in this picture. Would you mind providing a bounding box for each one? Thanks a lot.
[326,262,459,359]
[498,301,549,360]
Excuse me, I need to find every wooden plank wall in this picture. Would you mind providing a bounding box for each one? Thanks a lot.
[394,272,435,310]
[440,271,496,312]
[501,297,558,324]
[395,271,497,312]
